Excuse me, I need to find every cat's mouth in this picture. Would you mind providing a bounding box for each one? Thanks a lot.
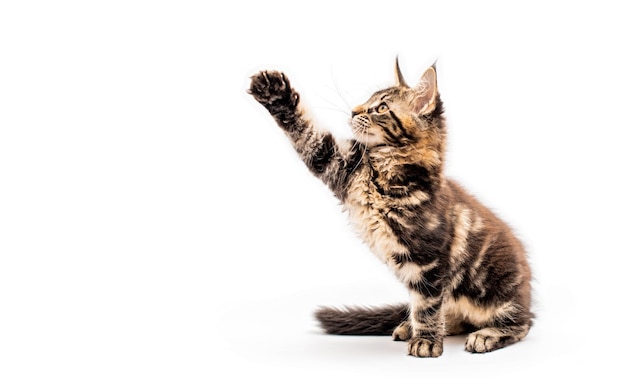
[350,118,369,136]
[350,115,370,132]
[350,117,383,145]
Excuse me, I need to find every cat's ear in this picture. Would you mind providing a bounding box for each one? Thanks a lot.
[394,56,408,87]
[412,65,438,115]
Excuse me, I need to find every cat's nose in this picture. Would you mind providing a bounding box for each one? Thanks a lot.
[352,105,366,117]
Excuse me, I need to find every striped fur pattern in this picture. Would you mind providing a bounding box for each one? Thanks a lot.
[248,62,532,357]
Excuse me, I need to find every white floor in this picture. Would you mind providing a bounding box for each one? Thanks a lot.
[212,281,615,378]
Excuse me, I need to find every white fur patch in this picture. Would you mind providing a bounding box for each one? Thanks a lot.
[343,173,407,263]
[394,260,438,284]
[424,211,440,231]
[449,204,472,266]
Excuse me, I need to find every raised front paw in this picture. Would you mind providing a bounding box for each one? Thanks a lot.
[248,70,299,109]
[408,337,443,358]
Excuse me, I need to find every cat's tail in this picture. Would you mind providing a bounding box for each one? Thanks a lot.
[314,304,409,335]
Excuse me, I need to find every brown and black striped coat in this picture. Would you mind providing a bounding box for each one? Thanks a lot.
[248,62,532,357]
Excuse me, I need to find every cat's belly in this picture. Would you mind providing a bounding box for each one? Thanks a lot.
[343,180,407,264]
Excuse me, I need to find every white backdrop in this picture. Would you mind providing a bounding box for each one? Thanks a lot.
[1,1,625,377]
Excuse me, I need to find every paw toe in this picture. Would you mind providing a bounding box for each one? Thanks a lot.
[248,70,293,105]
[465,330,502,353]
[392,321,411,341]
[408,338,443,358]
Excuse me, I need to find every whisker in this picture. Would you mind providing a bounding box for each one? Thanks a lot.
[330,67,353,111]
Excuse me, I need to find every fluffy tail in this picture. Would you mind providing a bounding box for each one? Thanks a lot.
[314,304,409,335]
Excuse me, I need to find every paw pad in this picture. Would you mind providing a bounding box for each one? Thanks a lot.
[249,70,296,107]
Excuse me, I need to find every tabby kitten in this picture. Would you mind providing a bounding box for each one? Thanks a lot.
[248,60,532,357]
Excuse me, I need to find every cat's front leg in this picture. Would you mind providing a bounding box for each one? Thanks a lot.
[249,71,364,199]
[406,292,445,357]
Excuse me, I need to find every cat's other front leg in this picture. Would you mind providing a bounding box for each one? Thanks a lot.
[406,287,445,357]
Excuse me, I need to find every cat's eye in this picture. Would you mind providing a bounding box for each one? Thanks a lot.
[376,103,389,113]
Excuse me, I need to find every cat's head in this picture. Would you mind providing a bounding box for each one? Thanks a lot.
[350,60,444,147]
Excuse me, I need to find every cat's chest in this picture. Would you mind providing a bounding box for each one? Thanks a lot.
[342,172,407,263]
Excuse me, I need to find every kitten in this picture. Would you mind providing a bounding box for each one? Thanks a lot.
[248,60,532,357]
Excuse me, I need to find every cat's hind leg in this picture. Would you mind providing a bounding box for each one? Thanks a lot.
[465,324,530,353]
[392,320,411,341]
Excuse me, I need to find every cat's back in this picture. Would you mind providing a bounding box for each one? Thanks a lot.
[443,178,531,307]
[444,178,527,259]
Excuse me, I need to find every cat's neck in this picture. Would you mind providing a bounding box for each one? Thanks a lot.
[368,144,443,173]
[367,144,444,195]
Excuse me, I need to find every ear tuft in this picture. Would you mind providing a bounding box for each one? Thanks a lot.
[394,56,408,87]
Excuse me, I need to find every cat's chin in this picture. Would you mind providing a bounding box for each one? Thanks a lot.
[353,133,385,147]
